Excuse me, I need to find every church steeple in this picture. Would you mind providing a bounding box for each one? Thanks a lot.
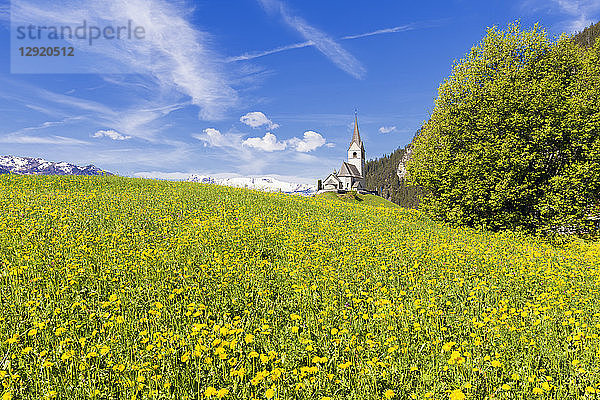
[347,110,365,180]
[351,109,363,148]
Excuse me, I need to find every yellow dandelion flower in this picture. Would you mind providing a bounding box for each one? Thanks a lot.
[449,389,465,400]
[265,388,275,399]
[204,387,218,398]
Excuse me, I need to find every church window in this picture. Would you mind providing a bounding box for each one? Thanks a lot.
[353,152,357,158]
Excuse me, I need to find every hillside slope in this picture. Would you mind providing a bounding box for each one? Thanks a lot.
[1,175,599,399]
[316,190,399,208]
[364,143,422,208]
[573,20,600,48]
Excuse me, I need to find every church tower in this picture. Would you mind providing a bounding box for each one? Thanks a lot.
[347,111,365,179]
[320,110,366,192]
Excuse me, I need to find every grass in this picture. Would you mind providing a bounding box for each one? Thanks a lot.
[315,191,399,209]
[1,175,599,399]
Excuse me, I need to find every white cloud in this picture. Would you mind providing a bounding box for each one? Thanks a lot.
[240,111,280,129]
[257,0,366,79]
[378,126,397,134]
[243,132,287,152]
[93,129,132,140]
[192,128,241,148]
[288,130,326,152]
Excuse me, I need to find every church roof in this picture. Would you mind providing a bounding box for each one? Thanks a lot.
[350,111,364,150]
[338,161,362,178]
[324,172,341,183]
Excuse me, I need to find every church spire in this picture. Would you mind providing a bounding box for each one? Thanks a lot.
[351,109,362,147]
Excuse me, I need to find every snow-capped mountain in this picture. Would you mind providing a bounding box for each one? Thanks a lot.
[0,155,111,176]
[187,175,317,196]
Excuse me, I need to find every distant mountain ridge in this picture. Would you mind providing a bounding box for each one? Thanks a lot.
[0,155,111,176]
[188,175,317,196]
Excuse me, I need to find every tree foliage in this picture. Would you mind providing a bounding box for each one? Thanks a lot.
[408,22,600,234]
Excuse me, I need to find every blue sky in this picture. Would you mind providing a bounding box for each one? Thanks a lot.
[0,0,599,183]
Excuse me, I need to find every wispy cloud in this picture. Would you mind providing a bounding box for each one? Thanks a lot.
[521,0,600,33]
[10,0,239,120]
[0,134,89,145]
[6,117,83,135]
[228,41,314,62]
[227,21,436,63]
[555,0,600,32]
[193,128,243,149]
[87,142,195,171]
[0,78,186,143]
[342,24,417,40]
[256,0,365,79]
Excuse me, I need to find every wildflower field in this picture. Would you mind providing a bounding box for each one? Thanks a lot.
[1,175,600,400]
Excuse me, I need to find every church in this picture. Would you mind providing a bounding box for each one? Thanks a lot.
[321,112,366,191]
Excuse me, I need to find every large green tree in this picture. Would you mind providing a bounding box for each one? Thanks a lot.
[408,23,600,234]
